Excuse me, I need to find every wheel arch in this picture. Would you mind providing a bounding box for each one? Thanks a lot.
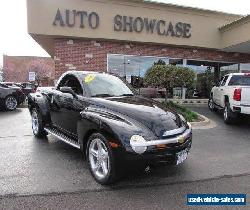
[5,93,15,98]
[27,94,51,126]
[224,95,229,107]
[4,94,17,100]
[80,129,99,154]
[77,115,123,154]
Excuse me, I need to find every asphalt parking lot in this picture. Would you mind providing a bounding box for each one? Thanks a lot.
[0,107,249,209]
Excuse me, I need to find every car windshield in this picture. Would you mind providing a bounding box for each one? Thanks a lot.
[228,75,250,86]
[84,74,134,97]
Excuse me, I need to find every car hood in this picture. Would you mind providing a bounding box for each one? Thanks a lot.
[89,96,185,138]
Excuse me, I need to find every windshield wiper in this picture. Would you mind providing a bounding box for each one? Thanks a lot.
[91,94,115,98]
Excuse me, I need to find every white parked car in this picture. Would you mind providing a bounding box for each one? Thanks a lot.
[208,73,250,124]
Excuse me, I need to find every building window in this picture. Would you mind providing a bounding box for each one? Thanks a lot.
[108,54,174,88]
[107,54,170,77]
[220,63,239,77]
[240,63,250,72]
[107,54,239,99]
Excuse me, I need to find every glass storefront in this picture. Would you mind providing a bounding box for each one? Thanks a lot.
[240,63,250,72]
[220,63,239,77]
[108,54,169,77]
[107,54,240,99]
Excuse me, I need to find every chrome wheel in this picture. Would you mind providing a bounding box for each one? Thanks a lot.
[89,138,110,180]
[224,106,228,121]
[5,96,17,110]
[208,99,214,110]
[32,110,39,135]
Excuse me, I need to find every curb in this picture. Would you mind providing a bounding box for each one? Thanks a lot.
[154,98,209,106]
[182,103,207,107]
[190,113,216,129]
[190,113,210,127]
[18,105,28,108]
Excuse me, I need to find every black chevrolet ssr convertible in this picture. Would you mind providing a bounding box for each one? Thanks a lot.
[28,71,192,184]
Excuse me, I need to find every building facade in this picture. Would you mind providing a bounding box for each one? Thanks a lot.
[3,55,55,86]
[27,0,250,97]
[0,71,3,82]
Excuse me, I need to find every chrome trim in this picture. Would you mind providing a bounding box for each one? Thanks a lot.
[240,104,250,107]
[162,126,186,137]
[44,128,80,149]
[130,123,192,147]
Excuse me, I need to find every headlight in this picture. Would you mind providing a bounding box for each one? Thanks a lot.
[130,135,147,154]
[187,122,192,129]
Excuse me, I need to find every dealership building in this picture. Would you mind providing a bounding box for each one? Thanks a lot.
[27,0,250,97]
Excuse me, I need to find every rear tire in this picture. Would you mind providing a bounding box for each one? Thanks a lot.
[31,108,47,137]
[223,102,237,124]
[86,133,118,185]
[4,95,18,111]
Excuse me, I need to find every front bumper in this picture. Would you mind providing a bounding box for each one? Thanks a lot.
[130,123,192,148]
[113,123,192,166]
[123,121,192,165]
[124,137,192,165]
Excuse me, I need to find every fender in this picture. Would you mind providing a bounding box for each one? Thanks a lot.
[77,108,124,152]
[77,106,156,153]
[27,93,51,125]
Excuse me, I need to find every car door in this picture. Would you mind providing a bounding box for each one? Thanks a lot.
[217,75,229,107]
[61,76,87,138]
[50,74,87,139]
[50,76,70,134]
[213,77,224,105]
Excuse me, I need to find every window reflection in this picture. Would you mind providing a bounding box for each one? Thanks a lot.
[107,54,239,99]
[108,54,169,78]
[240,63,250,73]
[220,64,239,77]
[169,59,183,66]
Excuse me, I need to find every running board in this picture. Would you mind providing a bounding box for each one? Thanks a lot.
[44,128,80,149]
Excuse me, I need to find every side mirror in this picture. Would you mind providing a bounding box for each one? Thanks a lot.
[60,87,76,97]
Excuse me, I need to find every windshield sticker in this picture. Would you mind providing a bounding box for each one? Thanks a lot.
[84,74,95,83]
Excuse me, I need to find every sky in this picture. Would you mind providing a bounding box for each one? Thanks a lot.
[0,0,250,66]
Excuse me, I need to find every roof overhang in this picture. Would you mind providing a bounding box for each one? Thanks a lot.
[220,15,250,53]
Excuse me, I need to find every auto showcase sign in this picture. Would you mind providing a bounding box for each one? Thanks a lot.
[53,9,191,38]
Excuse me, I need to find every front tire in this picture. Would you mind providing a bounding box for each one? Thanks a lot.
[86,133,117,185]
[208,97,217,111]
[5,95,18,111]
[31,108,47,137]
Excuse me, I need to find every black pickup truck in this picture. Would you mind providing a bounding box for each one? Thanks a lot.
[27,71,192,184]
